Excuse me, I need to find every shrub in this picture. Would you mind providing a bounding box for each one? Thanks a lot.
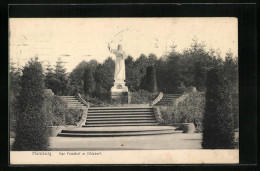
[44,93,66,126]
[202,67,235,149]
[158,106,175,125]
[159,92,205,132]
[131,90,159,104]
[65,108,84,125]
[44,93,83,126]
[82,93,110,107]
[174,92,205,132]
[12,59,49,151]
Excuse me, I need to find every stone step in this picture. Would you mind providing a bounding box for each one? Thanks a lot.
[61,126,176,133]
[66,100,81,103]
[58,130,182,137]
[82,123,158,127]
[88,110,153,113]
[86,117,156,121]
[68,103,84,106]
[67,103,82,105]
[87,112,154,115]
[159,100,174,102]
[163,95,180,97]
[164,94,182,96]
[66,101,81,103]
[59,96,75,97]
[161,97,178,99]
[89,107,152,111]
[60,98,78,100]
[60,97,77,99]
[86,120,156,124]
[57,126,181,137]
[87,115,155,118]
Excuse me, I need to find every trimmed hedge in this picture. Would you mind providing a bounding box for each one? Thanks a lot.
[202,67,235,149]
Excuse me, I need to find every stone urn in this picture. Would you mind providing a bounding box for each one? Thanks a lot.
[182,123,195,133]
[47,126,63,137]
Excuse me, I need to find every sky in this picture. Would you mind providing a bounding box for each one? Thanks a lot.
[9,18,238,72]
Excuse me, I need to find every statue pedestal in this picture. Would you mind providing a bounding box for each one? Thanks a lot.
[111,81,129,103]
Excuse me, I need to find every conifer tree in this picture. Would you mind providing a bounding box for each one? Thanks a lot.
[83,67,95,96]
[13,58,49,150]
[54,58,68,95]
[202,67,235,149]
[141,66,157,93]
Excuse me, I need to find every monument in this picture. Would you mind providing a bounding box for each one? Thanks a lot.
[108,43,129,101]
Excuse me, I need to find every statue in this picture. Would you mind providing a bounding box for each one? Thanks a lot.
[108,43,128,100]
[108,43,127,82]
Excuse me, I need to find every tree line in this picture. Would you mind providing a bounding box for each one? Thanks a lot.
[64,38,238,96]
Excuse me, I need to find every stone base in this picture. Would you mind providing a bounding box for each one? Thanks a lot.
[111,82,129,103]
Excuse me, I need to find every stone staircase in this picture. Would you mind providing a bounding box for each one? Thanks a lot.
[84,107,157,127]
[155,94,182,106]
[57,126,182,137]
[57,106,182,137]
[59,96,87,109]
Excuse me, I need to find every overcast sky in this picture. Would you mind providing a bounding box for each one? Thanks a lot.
[9,18,238,72]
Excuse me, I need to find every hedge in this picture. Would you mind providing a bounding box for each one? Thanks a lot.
[159,92,205,133]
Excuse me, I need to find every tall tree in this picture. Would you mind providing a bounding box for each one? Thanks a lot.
[94,57,115,94]
[163,53,182,93]
[54,58,68,95]
[83,67,95,96]
[223,50,239,129]
[13,58,49,150]
[132,54,149,91]
[147,53,157,66]
[202,67,235,149]
[68,60,88,95]
[181,37,214,91]
[44,62,55,90]
[9,61,21,138]
[140,66,158,93]
[10,61,21,98]
[125,55,135,91]
[44,58,68,95]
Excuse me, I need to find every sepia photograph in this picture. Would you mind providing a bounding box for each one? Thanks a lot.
[9,17,239,164]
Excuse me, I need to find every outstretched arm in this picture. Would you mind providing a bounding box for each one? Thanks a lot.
[108,43,116,54]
